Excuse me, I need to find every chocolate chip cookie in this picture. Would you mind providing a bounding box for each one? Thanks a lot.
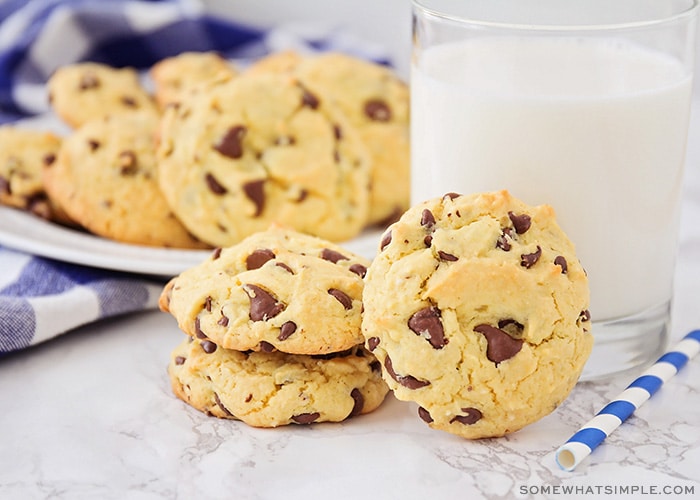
[43,112,207,248]
[0,126,69,222]
[160,226,371,354]
[249,51,410,226]
[168,336,388,427]
[156,72,371,247]
[361,190,593,439]
[47,62,157,128]
[150,51,238,109]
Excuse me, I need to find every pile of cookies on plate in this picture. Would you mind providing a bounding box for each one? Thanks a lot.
[0,50,410,248]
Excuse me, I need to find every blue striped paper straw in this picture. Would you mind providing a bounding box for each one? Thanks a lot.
[555,329,700,471]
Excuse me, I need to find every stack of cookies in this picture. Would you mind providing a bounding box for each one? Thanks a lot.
[158,226,389,427]
[0,50,410,250]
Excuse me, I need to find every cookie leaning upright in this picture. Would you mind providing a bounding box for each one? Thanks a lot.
[156,72,371,247]
[160,226,371,354]
[47,62,157,128]
[361,190,593,439]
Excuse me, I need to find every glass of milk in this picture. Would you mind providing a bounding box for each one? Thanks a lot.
[411,0,698,380]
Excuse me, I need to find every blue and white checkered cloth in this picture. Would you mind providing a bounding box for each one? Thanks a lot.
[0,0,392,352]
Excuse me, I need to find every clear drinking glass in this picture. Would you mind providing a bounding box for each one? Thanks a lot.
[411,0,698,380]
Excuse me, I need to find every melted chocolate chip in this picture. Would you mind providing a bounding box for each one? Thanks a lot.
[275,262,294,274]
[328,288,353,310]
[292,412,320,424]
[278,321,297,341]
[204,296,212,313]
[118,151,138,176]
[301,87,320,109]
[214,393,234,417]
[348,263,367,278]
[367,337,380,351]
[521,245,542,268]
[424,235,433,247]
[408,306,447,349]
[259,341,275,352]
[205,172,227,195]
[450,407,482,425]
[217,313,229,327]
[194,317,207,339]
[320,248,348,263]
[364,99,391,122]
[174,356,186,365]
[243,180,265,216]
[88,139,100,151]
[43,153,56,166]
[121,96,137,108]
[380,231,392,251]
[437,251,458,262]
[474,324,523,365]
[554,255,568,274]
[214,125,246,159]
[444,192,461,200]
[211,247,222,260]
[508,211,531,234]
[420,209,436,229]
[348,388,364,418]
[418,406,433,424]
[200,340,217,354]
[246,248,275,270]
[496,227,514,251]
[243,284,285,321]
[384,356,430,389]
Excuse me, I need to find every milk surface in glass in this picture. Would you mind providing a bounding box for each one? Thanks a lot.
[411,37,692,322]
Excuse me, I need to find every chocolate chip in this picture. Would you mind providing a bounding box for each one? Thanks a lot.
[205,172,227,195]
[364,99,391,122]
[211,247,222,260]
[121,96,137,108]
[420,209,436,229]
[174,356,186,365]
[204,296,212,312]
[384,356,430,389]
[418,406,433,423]
[474,324,523,365]
[437,251,458,262]
[521,245,542,268]
[214,125,246,159]
[424,235,433,247]
[275,262,294,274]
[243,284,285,321]
[217,313,229,327]
[320,248,348,263]
[292,412,320,424]
[450,407,482,425]
[200,340,217,353]
[349,263,367,278]
[79,73,100,90]
[508,211,531,234]
[496,227,514,251]
[0,176,8,195]
[408,306,447,349]
[214,393,234,417]
[348,388,364,418]
[194,317,207,339]
[579,310,591,322]
[380,230,392,251]
[243,180,265,216]
[42,153,56,166]
[246,248,275,270]
[444,192,461,200]
[300,87,320,109]
[278,321,297,341]
[333,124,342,140]
[259,341,275,352]
[328,288,353,310]
[118,151,137,176]
[367,337,380,351]
[88,139,100,151]
[554,255,568,274]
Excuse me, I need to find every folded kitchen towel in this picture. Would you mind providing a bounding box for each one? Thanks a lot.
[0,244,164,353]
[0,0,393,352]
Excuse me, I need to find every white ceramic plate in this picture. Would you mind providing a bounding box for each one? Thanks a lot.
[0,206,383,277]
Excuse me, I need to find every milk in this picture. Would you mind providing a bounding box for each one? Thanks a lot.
[411,37,693,321]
